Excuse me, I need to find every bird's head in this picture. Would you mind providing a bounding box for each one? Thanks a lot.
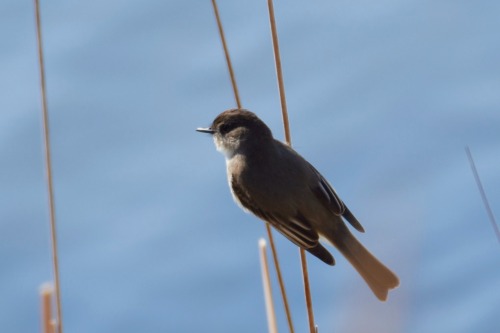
[197,109,273,158]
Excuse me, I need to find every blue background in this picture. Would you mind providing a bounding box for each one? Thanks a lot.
[1,0,499,332]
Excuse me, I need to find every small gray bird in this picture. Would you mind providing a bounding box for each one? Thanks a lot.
[197,108,399,301]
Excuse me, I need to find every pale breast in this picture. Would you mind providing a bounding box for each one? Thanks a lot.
[225,155,250,213]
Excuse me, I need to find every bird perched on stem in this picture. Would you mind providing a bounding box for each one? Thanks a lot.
[197,108,399,301]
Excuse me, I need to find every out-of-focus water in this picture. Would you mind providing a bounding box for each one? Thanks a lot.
[1,1,499,332]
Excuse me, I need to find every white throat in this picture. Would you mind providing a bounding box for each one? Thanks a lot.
[214,135,237,159]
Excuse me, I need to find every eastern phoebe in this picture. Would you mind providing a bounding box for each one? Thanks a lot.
[197,108,399,301]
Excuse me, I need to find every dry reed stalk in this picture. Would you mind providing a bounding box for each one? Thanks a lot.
[266,0,291,145]
[34,1,63,332]
[266,0,316,331]
[40,283,56,333]
[466,146,500,243]
[210,0,242,108]
[209,1,295,332]
[266,224,295,333]
[259,239,279,333]
[299,250,315,332]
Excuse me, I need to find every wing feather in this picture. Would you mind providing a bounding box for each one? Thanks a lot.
[231,176,318,249]
[308,163,365,232]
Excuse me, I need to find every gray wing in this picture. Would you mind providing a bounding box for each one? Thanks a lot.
[308,163,365,233]
[231,177,334,265]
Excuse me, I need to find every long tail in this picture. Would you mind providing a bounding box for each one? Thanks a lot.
[328,224,399,301]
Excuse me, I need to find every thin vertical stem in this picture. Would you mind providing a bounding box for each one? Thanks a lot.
[300,249,316,333]
[266,225,295,333]
[267,0,291,145]
[40,283,55,333]
[259,239,279,333]
[267,0,316,331]
[466,146,500,243]
[211,0,242,108]
[34,1,63,333]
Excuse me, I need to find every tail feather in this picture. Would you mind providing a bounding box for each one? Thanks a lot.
[329,224,399,301]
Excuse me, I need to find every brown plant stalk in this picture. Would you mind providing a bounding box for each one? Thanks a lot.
[266,0,316,331]
[34,1,63,332]
[259,239,279,333]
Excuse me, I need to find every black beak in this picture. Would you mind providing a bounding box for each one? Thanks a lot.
[196,127,215,134]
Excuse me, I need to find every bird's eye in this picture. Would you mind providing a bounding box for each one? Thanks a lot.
[219,123,233,134]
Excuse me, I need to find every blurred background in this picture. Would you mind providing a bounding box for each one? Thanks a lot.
[1,0,499,332]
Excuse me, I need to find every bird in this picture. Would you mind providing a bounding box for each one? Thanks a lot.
[196,108,399,301]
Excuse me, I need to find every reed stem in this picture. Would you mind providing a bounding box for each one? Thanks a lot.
[210,0,242,108]
[267,0,316,331]
[466,146,500,243]
[34,1,63,332]
[259,239,279,333]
